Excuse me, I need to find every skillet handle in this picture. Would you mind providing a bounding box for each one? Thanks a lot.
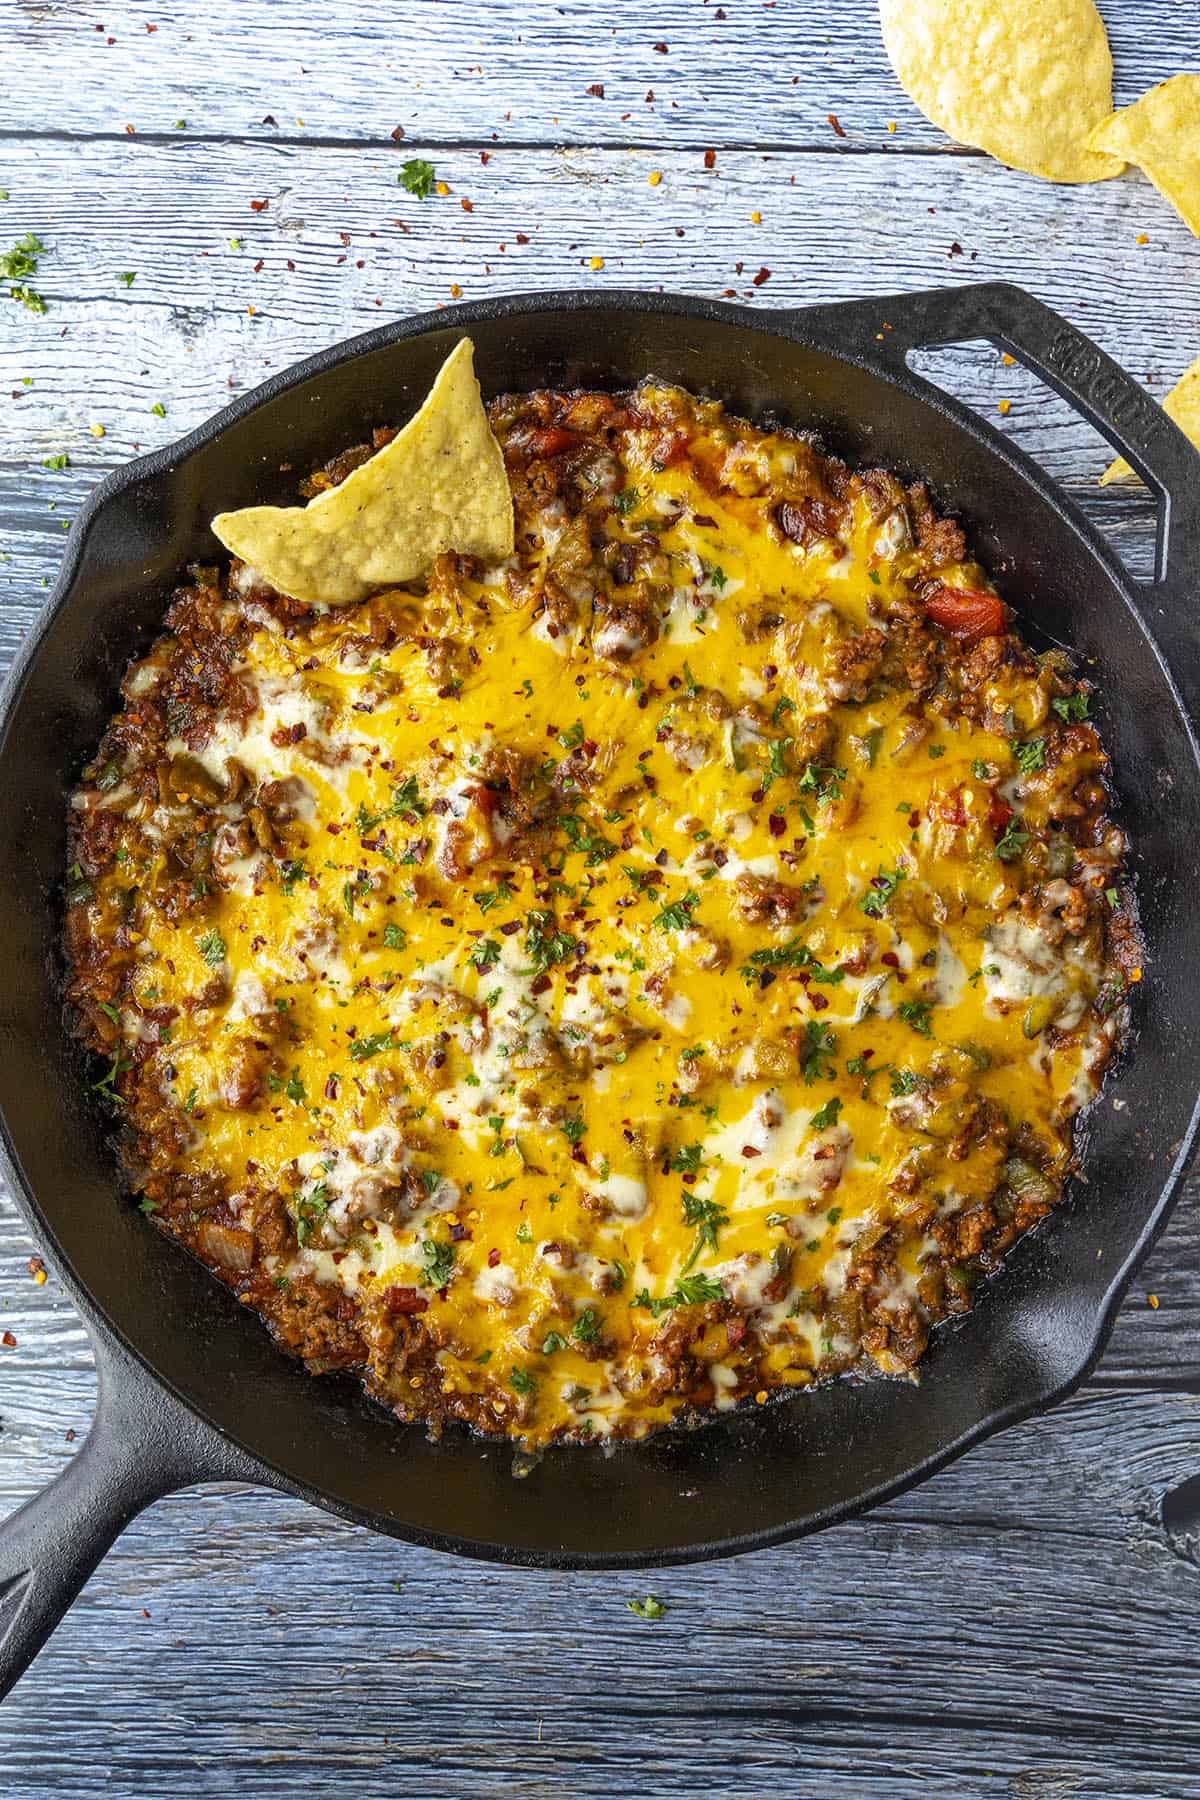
[0,1320,257,1701]
[799,282,1200,711]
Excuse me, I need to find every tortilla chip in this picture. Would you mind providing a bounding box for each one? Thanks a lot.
[879,0,1125,184]
[1087,74,1200,237]
[1100,353,1200,485]
[212,338,514,604]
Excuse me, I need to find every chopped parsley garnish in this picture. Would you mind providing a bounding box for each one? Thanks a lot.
[680,1194,728,1270]
[509,1366,536,1394]
[801,1019,838,1084]
[419,1238,456,1289]
[1011,736,1046,773]
[890,1068,921,1098]
[860,865,905,919]
[898,999,934,1038]
[668,1143,704,1176]
[399,159,437,199]
[474,882,513,914]
[382,922,407,950]
[632,1272,725,1317]
[972,758,989,780]
[525,908,578,972]
[572,1307,603,1344]
[541,1331,568,1354]
[613,487,640,514]
[350,1032,394,1062]
[117,271,137,287]
[472,937,502,970]
[284,1069,306,1104]
[1052,693,1090,723]
[761,736,790,794]
[280,859,307,895]
[809,1095,842,1131]
[291,1182,329,1247]
[198,928,226,966]
[653,889,699,931]
[150,401,166,418]
[771,695,796,725]
[558,721,585,750]
[561,1114,585,1145]
[42,453,70,471]
[994,820,1031,862]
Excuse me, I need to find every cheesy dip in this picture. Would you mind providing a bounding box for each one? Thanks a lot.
[64,382,1135,1447]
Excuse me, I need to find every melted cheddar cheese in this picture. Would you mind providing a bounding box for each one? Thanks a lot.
[65,382,1131,1446]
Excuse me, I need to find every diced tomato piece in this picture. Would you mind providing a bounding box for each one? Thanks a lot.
[515,426,580,458]
[383,1286,429,1315]
[924,585,1006,643]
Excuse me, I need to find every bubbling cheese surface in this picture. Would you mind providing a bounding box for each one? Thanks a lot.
[65,383,1132,1446]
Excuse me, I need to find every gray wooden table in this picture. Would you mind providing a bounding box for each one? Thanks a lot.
[2,2,1199,1793]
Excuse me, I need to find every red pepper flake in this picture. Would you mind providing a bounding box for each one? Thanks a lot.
[249,198,269,213]
[390,124,406,142]
[827,113,847,138]
[461,197,474,213]
[810,991,830,1011]
[515,232,530,244]
[741,1145,761,1159]
[767,813,786,838]
[1,1331,15,1348]
[652,41,669,52]
[881,951,900,968]
[752,266,772,286]
[145,20,157,30]
[586,82,605,97]
[324,1073,339,1101]
[65,1428,76,1442]
[261,114,278,127]
[124,122,135,135]
[253,258,264,274]
[488,1248,501,1267]
[703,148,716,170]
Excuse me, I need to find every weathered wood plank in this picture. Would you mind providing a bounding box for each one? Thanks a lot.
[0,0,1192,152]
[0,137,1186,617]
[0,1387,1198,1795]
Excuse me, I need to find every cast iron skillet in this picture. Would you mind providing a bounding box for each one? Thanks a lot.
[0,282,1197,1698]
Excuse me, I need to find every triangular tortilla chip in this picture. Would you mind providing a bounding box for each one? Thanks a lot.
[1100,353,1200,485]
[212,338,514,604]
[879,0,1124,185]
[1088,75,1200,237]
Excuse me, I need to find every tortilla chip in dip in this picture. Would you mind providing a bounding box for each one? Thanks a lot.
[212,338,514,604]
[1100,352,1200,485]
[879,0,1125,184]
[1088,75,1200,238]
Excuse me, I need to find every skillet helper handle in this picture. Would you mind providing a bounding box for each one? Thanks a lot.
[819,282,1200,708]
[0,1324,253,1701]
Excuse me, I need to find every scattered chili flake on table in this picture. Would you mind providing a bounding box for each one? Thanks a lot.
[27,1256,46,1284]
[390,125,406,142]
[249,198,269,213]
[586,82,605,97]
[752,266,772,286]
[1,1331,15,1348]
[827,113,846,137]
[997,399,1012,416]
[1148,1294,1160,1309]
[648,169,662,186]
[703,148,716,169]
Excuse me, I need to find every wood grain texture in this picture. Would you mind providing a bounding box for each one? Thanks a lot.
[1,0,1194,149]
[1,0,1199,1788]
